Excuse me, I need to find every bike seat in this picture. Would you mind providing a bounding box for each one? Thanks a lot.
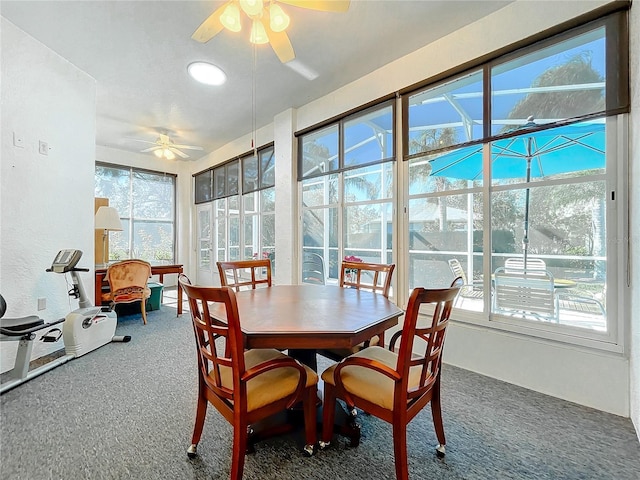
[0,315,45,334]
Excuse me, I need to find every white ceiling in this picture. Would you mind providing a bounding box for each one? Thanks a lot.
[1,0,512,161]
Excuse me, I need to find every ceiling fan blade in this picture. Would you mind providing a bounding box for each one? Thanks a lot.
[127,138,158,145]
[140,146,161,153]
[285,59,319,80]
[169,147,190,159]
[277,0,350,12]
[192,1,229,43]
[171,144,204,150]
[266,26,295,63]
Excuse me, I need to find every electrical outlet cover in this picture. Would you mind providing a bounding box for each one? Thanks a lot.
[13,132,24,148]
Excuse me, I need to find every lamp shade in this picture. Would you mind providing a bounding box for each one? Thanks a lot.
[249,19,268,44]
[269,3,290,32]
[95,206,123,231]
[220,2,242,32]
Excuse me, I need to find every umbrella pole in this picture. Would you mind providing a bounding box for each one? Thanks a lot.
[523,187,530,268]
[522,138,533,269]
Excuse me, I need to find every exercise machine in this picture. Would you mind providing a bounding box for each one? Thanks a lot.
[0,249,129,394]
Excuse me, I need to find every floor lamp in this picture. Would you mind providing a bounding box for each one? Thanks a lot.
[95,206,123,268]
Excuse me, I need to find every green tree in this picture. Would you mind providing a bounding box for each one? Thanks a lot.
[503,51,605,262]
[507,52,604,123]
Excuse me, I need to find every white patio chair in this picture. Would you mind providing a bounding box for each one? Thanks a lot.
[493,267,558,322]
[504,257,547,273]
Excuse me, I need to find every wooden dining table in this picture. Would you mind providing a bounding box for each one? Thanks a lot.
[209,284,403,369]
[207,284,404,448]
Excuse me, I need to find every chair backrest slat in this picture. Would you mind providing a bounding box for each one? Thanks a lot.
[339,261,395,297]
[397,286,459,401]
[217,259,272,292]
[504,257,547,273]
[179,275,245,401]
[494,267,557,319]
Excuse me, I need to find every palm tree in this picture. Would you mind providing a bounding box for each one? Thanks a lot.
[506,52,604,124]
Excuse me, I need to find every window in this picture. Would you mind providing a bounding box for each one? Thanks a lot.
[407,70,484,155]
[299,101,395,285]
[95,164,176,263]
[196,146,275,268]
[402,13,627,348]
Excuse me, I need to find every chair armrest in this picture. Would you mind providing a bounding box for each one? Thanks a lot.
[242,355,309,408]
[556,292,605,315]
[334,355,400,383]
[242,355,307,383]
[388,331,402,352]
[333,355,400,407]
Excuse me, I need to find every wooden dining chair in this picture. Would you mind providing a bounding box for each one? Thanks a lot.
[179,277,318,480]
[318,261,395,361]
[102,259,152,324]
[319,283,460,480]
[216,259,272,291]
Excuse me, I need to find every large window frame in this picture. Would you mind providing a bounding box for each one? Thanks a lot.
[95,163,177,264]
[400,11,628,351]
[298,100,396,289]
[194,145,275,268]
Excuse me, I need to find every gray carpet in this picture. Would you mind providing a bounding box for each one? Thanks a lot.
[1,307,639,480]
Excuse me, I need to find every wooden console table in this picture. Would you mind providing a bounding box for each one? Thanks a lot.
[95,264,184,316]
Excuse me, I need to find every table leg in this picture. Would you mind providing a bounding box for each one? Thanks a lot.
[158,274,165,304]
[287,349,317,371]
[95,273,106,306]
[177,282,182,316]
[286,350,361,447]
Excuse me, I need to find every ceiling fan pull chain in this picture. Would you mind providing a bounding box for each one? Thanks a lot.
[252,42,257,152]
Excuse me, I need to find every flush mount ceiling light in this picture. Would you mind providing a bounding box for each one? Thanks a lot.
[192,0,350,64]
[187,61,227,86]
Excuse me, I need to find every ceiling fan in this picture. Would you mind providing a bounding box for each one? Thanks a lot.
[133,134,204,160]
[192,0,350,64]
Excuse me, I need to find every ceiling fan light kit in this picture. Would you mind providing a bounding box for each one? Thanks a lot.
[249,19,269,44]
[133,133,204,161]
[154,148,175,160]
[192,0,350,63]
[220,3,242,32]
[221,0,289,44]
[239,0,263,16]
[268,4,290,32]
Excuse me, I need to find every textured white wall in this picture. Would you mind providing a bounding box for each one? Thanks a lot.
[628,1,640,438]
[273,109,296,285]
[1,18,96,371]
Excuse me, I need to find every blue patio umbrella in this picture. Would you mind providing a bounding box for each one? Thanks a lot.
[428,121,606,266]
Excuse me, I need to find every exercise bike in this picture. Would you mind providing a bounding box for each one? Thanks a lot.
[0,249,130,394]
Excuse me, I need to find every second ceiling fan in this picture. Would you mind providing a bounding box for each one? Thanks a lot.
[192,0,350,63]
[134,134,203,160]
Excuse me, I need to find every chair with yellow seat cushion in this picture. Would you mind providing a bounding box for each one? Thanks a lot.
[217,259,272,291]
[318,261,395,361]
[179,277,318,480]
[102,259,152,324]
[319,283,460,480]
